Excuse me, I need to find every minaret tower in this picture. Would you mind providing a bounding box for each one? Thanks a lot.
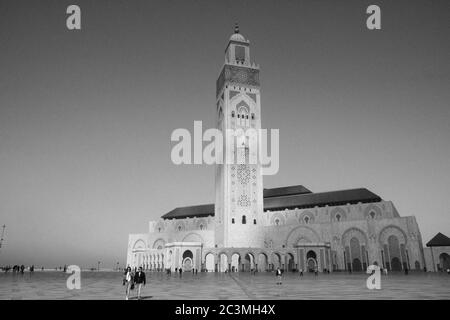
[214,25,264,248]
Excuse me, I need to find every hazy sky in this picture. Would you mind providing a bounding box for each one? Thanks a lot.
[0,0,449,269]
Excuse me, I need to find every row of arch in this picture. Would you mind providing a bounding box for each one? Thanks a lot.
[133,252,165,271]
[269,204,385,226]
[281,225,408,249]
[154,218,211,234]
[203,251,297,273]
[131,225,419,272]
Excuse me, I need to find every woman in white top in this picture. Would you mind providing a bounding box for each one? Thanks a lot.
[124,267,134,300]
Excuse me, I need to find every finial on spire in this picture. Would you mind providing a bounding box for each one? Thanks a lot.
[234,22,239,34]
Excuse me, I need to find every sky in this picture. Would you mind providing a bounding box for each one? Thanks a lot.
[0,0,449,269]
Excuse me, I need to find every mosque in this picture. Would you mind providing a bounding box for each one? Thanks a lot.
[127,26,447,274]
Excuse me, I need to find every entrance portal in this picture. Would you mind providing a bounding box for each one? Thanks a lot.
[391,257,402,271]
[352,258,362,272]
[287,253,295,271]
[306,250,317,272]
[183,258,193,272]
[182,250,194,272]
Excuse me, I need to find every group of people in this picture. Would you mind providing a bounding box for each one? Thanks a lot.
[1,264,69,273]
[123,266,146,300]
[1,265,31,273]
[171,267,199,277]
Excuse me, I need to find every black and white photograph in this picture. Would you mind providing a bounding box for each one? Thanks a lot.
[0,0,449,313]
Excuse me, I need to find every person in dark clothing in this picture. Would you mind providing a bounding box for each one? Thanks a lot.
[179,267,182,278]
[134,267,146,300]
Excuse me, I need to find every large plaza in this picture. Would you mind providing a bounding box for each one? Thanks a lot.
[0,271,449,300]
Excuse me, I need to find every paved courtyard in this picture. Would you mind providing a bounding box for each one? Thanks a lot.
[0,271,449,300]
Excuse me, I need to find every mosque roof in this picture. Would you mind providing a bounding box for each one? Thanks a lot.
[162,204,215,220]
[161,186,382,220]
[426,232,450,247]
[263,185,312,198]
[263,188,381,211]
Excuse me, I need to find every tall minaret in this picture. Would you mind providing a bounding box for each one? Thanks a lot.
[214,25,264,248]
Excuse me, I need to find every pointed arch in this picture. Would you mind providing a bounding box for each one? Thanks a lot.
[285,225,321,247]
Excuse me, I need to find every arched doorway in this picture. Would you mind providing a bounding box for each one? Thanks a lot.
[244,253,255,272]
[306,250,317,272]
[391,257,402,271]
[231,253,240,272]
[388,235,402,271]
[414,261,420,270]
[258,253,268,272]
[272,253,281,270]
[182,250,193,272]
[205,253,215,272]
[219,253,228,272]
[439,253,450,271]
[350,237,363,272]
[352,258,362,272]
[286,253,295,271]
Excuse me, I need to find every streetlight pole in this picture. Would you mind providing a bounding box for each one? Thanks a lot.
[0,225,5,253]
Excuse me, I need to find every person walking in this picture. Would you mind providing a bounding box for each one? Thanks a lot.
[314,267,318,277]
[299,268,303,277]
[134,267,146,300]
[123,266,134,300]
[275,268,282,285]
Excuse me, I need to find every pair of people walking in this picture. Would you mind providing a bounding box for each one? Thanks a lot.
[124,266,146,300]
